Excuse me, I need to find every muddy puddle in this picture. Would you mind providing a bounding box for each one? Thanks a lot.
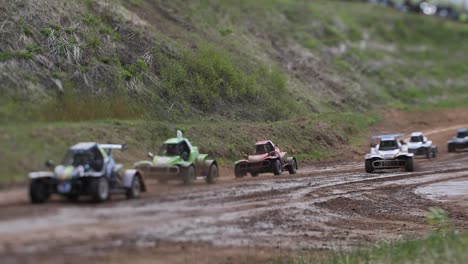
[416,179,468,202]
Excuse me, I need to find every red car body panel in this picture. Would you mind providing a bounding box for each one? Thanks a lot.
[234,140,297,177]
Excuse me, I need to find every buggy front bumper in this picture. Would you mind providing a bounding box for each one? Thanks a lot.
[38,177,95,195]
[138,166,181,179]
[372,159,407,169]
[449,142,468,149]
[408,148,427,155]
[236,160,273,174]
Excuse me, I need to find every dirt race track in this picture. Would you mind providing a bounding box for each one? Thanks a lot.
[2,109,468,264]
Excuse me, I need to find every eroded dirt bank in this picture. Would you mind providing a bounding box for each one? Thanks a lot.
[2,108,468,264]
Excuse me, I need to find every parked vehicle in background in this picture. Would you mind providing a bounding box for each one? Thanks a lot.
[28,143,146,204]
[134,131,219,185]
[370,0,468,21]
[234,140,297,178]
[448,128,468,152]
[365,134,415,173]
[407,132,438,158]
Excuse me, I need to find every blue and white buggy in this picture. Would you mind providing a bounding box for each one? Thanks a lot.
[365,134,415,173]
[448,128,468,153]
[28,142,146,203]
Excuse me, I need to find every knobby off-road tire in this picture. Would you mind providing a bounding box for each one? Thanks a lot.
[205,164,219,184]
[272,159,282,176]
[183,166,196,185]
[365,159,374,173]
[91,176,110,202]
[426,148,437,159]
[288,159,297,175]
[406,157,414,172]
[126,176,142,199]
[66,193,80,202]
[234,165,245,178]
[448,144,456,153]
[29,179,50,204]
[425,148,431,159]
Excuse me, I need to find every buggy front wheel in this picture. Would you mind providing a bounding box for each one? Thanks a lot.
[287,159,297,175]
[29,179,50,204]
[272,159,281,175]
[205,164,219,184]
[126,176,142,199]
[365,159,374,173]
[91,177,110,202]
[182,166,196,185]
[448,144,456,153]
[405,158,414,172]
[234,165,245,178]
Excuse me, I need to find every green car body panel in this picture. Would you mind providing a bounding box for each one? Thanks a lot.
[134,131,219,184]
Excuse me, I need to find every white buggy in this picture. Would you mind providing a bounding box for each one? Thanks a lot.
[407,132,437,158]
[365,134,415,173]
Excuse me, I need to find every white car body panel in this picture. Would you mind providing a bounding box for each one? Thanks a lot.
[28,171,54,179]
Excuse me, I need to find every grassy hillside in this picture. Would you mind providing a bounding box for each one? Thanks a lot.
[3,0,468,122]
[1,0,468,182]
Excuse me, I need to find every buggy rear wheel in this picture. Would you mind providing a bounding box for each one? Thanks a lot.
[29,179,50,204]
[205,164,219,184]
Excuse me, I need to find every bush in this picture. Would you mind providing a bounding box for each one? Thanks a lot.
[35,83,143,121]
[153,43,300,119]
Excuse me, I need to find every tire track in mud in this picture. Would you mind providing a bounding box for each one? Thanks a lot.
[129,163,468,250]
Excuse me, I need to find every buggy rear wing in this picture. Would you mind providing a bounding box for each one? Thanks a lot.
[99,144,128,151]
[371,134,405,140]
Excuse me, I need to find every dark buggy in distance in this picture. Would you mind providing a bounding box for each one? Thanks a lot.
[448,128,468,152]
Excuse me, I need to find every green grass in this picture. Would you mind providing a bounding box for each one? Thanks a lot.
[316,1,468,109]
[4,0,468,121]
[274,232,468,264]
[0,50,34,62]
[276,208,467,264]
[140,0,468,112]
[329,233,468,264]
